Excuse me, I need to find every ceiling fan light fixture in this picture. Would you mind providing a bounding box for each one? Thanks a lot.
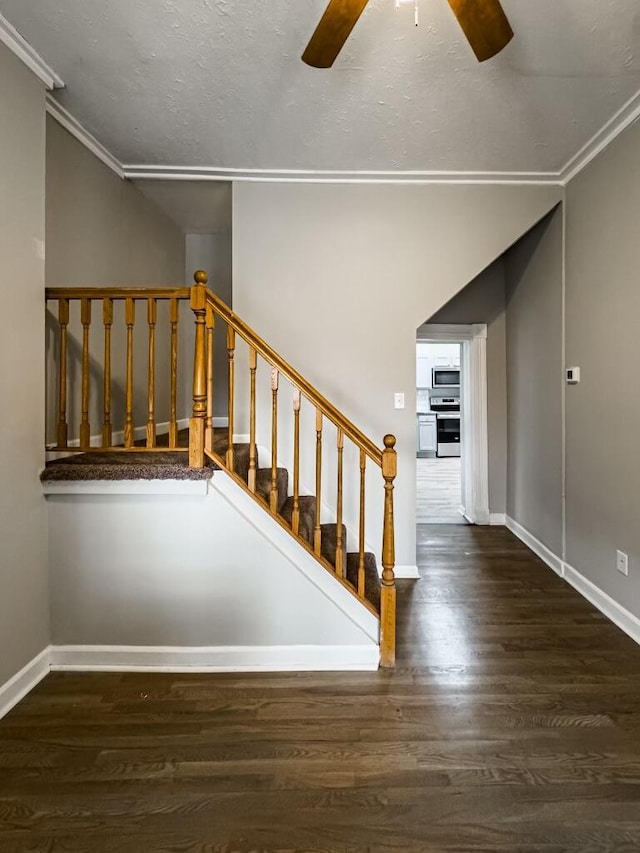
[302,0,513,68]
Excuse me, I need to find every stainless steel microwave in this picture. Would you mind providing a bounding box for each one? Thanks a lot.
[432,367,460,388]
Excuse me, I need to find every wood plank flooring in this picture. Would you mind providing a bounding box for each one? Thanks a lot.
[2,525,640,851]
[417,457,465,524]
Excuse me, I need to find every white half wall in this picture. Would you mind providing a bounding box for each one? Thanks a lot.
[232,182,562,567]
[46,473,379,669]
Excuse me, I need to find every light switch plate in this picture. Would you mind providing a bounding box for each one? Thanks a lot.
[394,393,405,410]
[617,550,629,576]
[566,367,580,384]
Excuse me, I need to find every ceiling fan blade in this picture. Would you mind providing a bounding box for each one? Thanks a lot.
[302,0,371,68]
[446,0,514,62]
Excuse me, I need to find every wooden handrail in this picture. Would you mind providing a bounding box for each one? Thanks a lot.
[46,287,190,300]
[199,281,383,467]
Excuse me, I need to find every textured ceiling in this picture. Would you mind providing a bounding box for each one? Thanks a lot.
[2,0,640,173]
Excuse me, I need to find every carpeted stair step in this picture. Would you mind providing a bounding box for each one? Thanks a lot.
[210,430,253,482]
[346,551,381,611]
[320,522,348,572]
[255,467,289,513]
[280,495,316,545]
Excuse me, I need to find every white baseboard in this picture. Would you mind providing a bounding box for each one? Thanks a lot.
[46,418,190,458]
[47,417,230,458]
[0,647,50,721]
[394,565,420,579]
[563,563,640,647]
[505,515,564,577]
[0,639,379,717]
[506,516,640,650]
[49,644,379,672]
[490,513,506,526]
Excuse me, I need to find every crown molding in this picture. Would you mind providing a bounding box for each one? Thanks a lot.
[44,83,640,189]
[122,163,561,186]
[0,12,63,90]
[558,88,640,186]
[46,95,125,179]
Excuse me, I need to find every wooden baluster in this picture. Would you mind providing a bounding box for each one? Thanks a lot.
[380,434,397,669]
[292,388,301,535]
[314,409,323,555]
[146,297,157,447]
[56,298,69,448]
[102,298,113,447]
[205,304,215,453]
[226,325,236,470]
[270,367,279,513]
[80,298,91,449]
[169,298,179,447]
[124,298,135,448]
[358,449,366,598]
[189,271,208,467]
[335,429,345,578]
[248,347,258,492]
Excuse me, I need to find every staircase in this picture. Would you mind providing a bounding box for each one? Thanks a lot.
[44,272,397,667]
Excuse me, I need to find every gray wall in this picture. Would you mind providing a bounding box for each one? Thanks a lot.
[185,233,232,419]
[0,44,49,685]
[232,182,561,567]
[45,117,187,441]
[565,119,640,616]
[427,259,508,515]
[505,207,564,558]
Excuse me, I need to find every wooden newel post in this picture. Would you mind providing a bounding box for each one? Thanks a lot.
[380,434,397,668]
[189,270,208,468]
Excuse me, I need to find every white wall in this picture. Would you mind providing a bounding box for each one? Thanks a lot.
[232,182,561,567]
[0,44,49,686]
[47,478,377,666]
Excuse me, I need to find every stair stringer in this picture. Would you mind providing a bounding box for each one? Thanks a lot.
[210,468,380,645]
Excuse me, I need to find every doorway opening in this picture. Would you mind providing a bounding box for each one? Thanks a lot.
[417,340,463,523]
[416,324,490,526]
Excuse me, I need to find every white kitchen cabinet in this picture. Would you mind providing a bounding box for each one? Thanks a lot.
[417,356,432,388]
[417,414,437,458]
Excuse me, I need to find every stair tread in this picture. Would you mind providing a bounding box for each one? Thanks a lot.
[280,496,316,545]
[255,467,289,514]
[346,551,381,611]
[320,522,347,571]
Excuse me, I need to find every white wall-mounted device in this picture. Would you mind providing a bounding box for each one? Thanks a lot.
[566,367,580,385]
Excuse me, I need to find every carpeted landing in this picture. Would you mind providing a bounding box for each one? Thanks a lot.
[41,429,381,609]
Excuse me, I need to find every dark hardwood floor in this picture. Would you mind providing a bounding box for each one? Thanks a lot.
[2,525,640,852]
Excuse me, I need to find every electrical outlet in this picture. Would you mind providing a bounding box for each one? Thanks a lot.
[394,393,405,410]
[616,550,629,576]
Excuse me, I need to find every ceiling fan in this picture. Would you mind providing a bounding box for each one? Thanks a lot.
[302,0,514,68]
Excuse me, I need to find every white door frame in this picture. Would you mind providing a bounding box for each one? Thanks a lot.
[417,324,490,525]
